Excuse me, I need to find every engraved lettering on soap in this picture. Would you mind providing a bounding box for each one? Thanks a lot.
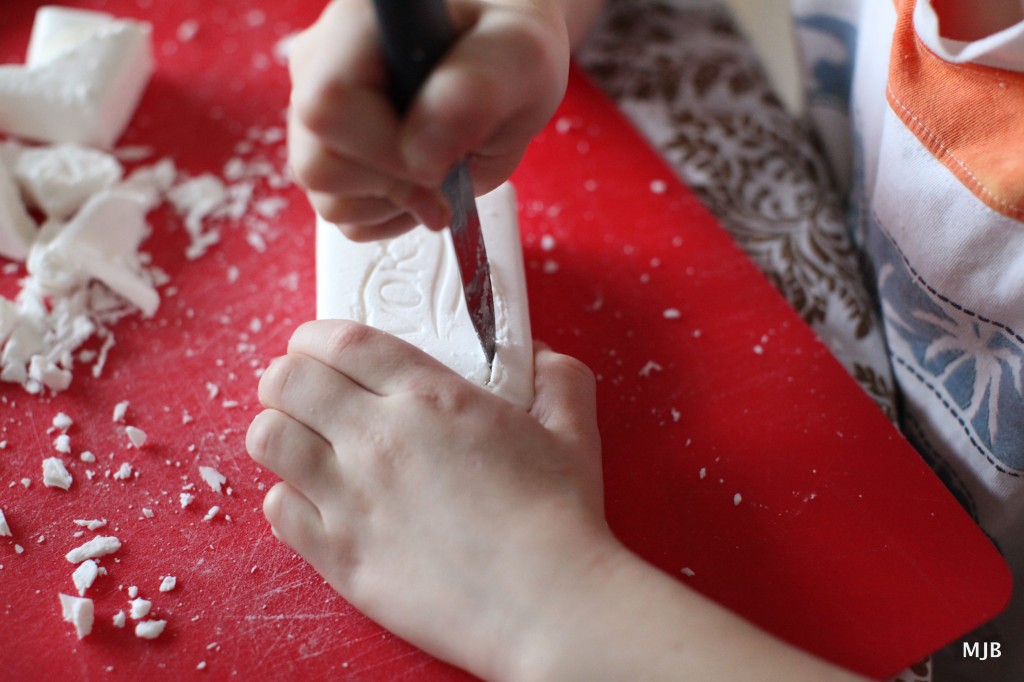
[360,232,463,341]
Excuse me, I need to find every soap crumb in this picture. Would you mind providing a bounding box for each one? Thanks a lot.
[112,463,133,480]
[42,457,73,490]
[66,535,121,564]
[74,519,107,531]
[52,412,73,431]
[113,610,126,628]
[59,593,95,639]
[663,308,681,320]
[197,661,207,670]
[180,492,195,509]
[135,620,167,639]
[199,466,226,493]
[734,493,743,506]
[0,509,10,536]
[80,451,96,463]
[126,426,147,448]
[129,597,152,620]
[141,508,154,519]
[650,179,668,194]
[72,560,100,596]
[159,576,177,592]
[681,567,696,577]
[54,434,71,454]
[638,361,663,378]
[113,400,129,422]
[202,506,220,522]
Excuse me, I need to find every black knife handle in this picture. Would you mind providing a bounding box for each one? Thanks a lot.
[371,0,456,115]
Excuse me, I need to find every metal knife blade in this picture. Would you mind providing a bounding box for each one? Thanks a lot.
[371,0,497,366]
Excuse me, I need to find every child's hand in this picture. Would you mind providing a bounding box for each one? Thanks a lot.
[247,320,609,680]
[287,0,573,240]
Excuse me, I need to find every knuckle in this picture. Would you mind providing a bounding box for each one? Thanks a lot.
[324,320,375,359]
[259,355,301,405]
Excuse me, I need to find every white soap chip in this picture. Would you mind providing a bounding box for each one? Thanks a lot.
[54,434,71,453]
[159,576,177,592]
[52,411,73,431]
[112,610,126,628]
[66,535,121,563]
[141,508,154,519]
[198,466,226,493]
[734,493,743,506]
[74,518,108,531]
[128,585,138,599]
[42,457,73,490]
[112,462,133,480]
[179,492,195,509]
[80,450,96,463]
[202,506,220,522]
[134,619,166,639]
[126,425,147,448]
[112,400,129,422]
[14,544,24,554]
[0,508,11,536]
[0,7,155,148]
[72,559,100,596]
[129,597,152,620]
[59,593,94,639]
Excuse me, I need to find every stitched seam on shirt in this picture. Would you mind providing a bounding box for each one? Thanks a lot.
[885,87,1024,222]
[875,212,1024,347]
[893,355,1022,477]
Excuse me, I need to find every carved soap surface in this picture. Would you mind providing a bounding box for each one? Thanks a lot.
[316,183,533,409]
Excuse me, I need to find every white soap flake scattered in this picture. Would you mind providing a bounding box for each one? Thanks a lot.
[126,426,147,448]
[650,179,668,194]
[72,560,100,596]
[681,567,696,577]
[113,400,129,422]
[638,361,663,378]
[66,535,121,564]
[199,466,226,493]
[74,519,108,531]
[80,450,96,463]
[670,408,681,422]
[129,598,152,620]
[141,508,154,519]
[663,308,681,320]
[52,412,73,431]
[539,234,556,251]
[54,434,71,453]
[135,619,167,639]
[753,345,764,355]
[159,576,177,592]
[197,661,207,670]
[0,509,11,536]
[15,544,24,554]
[177,19,200,42]
[112,463,133,480]
[734,493,743,506]
[59,593,94,639]
[699,467,707,480]
[20,478,30,488]
[180,492,195,509]
[205,382,219,400]
[42,457,73,490]
[128,585,139,599]
[112,610,126,628]
[202,506,220,522]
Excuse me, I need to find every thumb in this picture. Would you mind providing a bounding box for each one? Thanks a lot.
[530,342,600,453]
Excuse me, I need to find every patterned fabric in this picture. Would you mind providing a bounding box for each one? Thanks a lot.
[580,0,1024,680]
[793,2,1024,680]
[576,0,898,419]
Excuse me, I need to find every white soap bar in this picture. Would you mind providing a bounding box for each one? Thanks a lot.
[59,593,94,639]
[316,183,534,409]
[0,7,154,148]
[14,143,123,219]
[0,153,36,261]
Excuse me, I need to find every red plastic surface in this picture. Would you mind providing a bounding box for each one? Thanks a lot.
[0,2,1010,681]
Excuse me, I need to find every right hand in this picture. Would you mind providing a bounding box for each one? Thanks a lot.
[287,0,573,241]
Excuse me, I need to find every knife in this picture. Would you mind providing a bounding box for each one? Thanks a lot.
[371,0,497,367]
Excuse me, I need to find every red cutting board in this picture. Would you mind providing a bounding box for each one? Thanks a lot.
[0,2,1010,681]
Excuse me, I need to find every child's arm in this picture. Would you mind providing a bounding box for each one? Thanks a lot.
[248,320,869,682]
[287,0,604,241]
